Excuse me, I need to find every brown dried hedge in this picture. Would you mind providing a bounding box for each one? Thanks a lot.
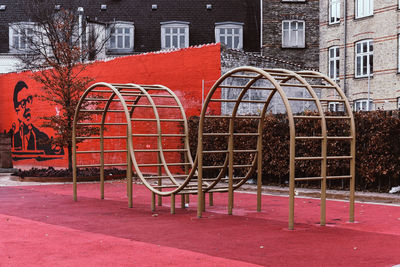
[187,111,400,191]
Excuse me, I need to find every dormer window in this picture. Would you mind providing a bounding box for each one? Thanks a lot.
[107,21,134,53]
[215,22,244,50]
[160,21,189,49]
[9,22,35,53]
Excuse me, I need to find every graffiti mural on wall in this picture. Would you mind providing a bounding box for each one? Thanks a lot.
[9,81,64,161]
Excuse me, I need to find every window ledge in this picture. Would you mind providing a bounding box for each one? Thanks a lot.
[354,75,373,79]
[328,21,341,26]
[354,14,374,20]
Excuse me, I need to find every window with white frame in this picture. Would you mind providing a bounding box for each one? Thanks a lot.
[328,46,340,81]
[282,20,305,48]
[161,21,189,49]
[354,99,373,111]
[108,22,134,53]
[356,0,373,18]
[355,39,373,78]
[9,22,35,52]
[328,102,341,112]
[329,0,341,24]
[215,22,243,50]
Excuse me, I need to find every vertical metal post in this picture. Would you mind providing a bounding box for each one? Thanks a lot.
[100,125,104,199]
[157,153,162,206]
[349,133,356,222]
[127,147,132,208]
[197,134,203,218]
[209,192,214,206]
[181,194,185,208]
[72,128,77,202]
[228,118,234,215]
[257,122,264,212]
[171,194,175,214]
[151,192,156,212]
[320,129,327,226]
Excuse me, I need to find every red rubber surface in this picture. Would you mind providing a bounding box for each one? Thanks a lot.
[1,182,399,266]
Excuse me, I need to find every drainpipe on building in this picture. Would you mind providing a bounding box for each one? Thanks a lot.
[343,0,348,96]
[260,0,263,56]
[78,7,84,62]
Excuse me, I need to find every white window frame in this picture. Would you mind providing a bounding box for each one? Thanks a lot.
[9,22,36,53]
[328,46,340,82]
[328,102,341,112]
[160,21,189,49]
[356,0,373,18]
[215,22,244,50]
[354,99,373,111]
[329,0,341,24]
[355,39,373,78]
[107,21,134,53]
[282,20,305,48]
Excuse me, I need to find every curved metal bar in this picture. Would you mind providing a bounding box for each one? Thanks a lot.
[297,70,356,223]
[73,82,133,205]
[274,68,328,228]
[197,66,296,218]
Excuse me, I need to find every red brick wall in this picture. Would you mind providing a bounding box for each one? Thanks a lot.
[0,44,221,169]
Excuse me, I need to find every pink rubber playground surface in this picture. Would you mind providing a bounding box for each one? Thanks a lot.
[0,182,399,266]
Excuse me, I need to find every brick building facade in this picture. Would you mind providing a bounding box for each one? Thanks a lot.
[0,0,259,55]
[320,0,400,110]
[261,0,320,70]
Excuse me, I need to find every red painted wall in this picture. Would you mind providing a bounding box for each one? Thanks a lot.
[0,44,221,170]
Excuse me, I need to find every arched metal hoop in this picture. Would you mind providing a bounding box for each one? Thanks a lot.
[197,66,355,229]
[72,66,355,230]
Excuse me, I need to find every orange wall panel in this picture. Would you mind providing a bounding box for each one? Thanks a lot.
[0,44,221,170]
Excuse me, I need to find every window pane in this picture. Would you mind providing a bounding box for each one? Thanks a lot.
[356,43,361,53]
[356,56,361,76]
[234,28,239,34]
[166,36,171,48]
[13,36,19,49]
[290,30,297,45]
[291,22,296,30]
[369,54,373,73]
[124,28,130,34]
[166,28,170,34]
[234,36,239,49]
[362,55,368,75]
[283,22,289,30]
[172,28,178,34]
[172,35,178,47]
[363,42,367,53]
[369,41,373,51]
[179,35,185,47]
[330,49,334,58]
[117,36,123,48]
[220,29,225,34]
[179,28,185,34]
[336,47,339,57]
[227,36,232,48]
[227,28,232,35]
[117,28,123,34]
[110,36,116,48]
[298,22,303,30]
[125,36,130,48]
[283,30,289,46]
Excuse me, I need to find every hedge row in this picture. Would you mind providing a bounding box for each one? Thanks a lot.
[187,111,400,191]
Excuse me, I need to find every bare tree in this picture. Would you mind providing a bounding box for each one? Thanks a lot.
[12,0,109,171]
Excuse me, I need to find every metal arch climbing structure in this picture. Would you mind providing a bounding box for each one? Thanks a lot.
[197,66,355,230]
[72,82,198,210]
[72,66,355,230]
